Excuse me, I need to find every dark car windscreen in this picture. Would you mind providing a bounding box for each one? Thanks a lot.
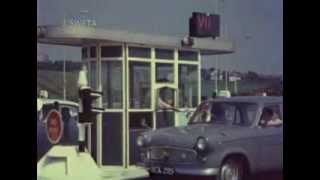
[38,104,56,122]
[189,102,258,126]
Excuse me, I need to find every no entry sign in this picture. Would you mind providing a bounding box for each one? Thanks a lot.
[46,110,64,144]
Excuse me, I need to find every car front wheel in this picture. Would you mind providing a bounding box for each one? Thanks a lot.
[218,158,246,180]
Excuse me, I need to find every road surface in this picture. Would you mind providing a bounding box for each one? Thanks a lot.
[132,172,283,180]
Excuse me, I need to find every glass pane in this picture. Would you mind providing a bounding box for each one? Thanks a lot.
[101,61,123,109]
[179,65,198,108]
[129,112,152,165]
[101,46,122,57]
[155,48,174,60]
[129,112,152,130]
[90,46,97,58]
[129,47,151,58]
[129,62,151,108]
[156,63,174,83]
[89,61,97,90]
[82,47,87,59]
[178,50,198,61]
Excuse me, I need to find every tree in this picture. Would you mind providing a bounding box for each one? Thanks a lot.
[247,71,259,80]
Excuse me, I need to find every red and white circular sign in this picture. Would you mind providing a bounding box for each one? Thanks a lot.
[46,110,64,144]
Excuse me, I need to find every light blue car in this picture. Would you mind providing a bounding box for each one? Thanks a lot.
[137,96,283,180]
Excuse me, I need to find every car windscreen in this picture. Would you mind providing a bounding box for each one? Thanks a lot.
[38,104,78,122]
[188,102,258,126]
[38,104,56,122]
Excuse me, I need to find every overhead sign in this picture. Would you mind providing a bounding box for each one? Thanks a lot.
[189,12,220,38]
[46,110,64,144]
[63,10,96,27]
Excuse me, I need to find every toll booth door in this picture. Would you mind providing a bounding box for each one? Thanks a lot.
[87,119,97,162]
[102,113,123,165]
[129,112,153,165]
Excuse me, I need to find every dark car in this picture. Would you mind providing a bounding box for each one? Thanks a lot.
[37,98,79,161]
[136,96,283,180]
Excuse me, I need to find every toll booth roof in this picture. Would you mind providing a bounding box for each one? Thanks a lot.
[37,25,234,55]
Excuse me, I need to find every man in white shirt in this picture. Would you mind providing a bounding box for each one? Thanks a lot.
[260,108,283,127]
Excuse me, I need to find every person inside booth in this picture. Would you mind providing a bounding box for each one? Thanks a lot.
[156,87,180,128]
[157,87,179,111]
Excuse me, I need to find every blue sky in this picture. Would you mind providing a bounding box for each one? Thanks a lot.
[37,0,282,75]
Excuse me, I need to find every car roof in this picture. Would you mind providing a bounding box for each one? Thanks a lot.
[208,96,283,104]
[38,98,79,107]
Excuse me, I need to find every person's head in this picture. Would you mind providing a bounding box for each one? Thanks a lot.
[261,108,274,122]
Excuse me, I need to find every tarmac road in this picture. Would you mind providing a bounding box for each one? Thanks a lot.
[133,172,283,180]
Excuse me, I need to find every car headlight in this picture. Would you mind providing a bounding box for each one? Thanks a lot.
[136,135,145,147]
[195,136,208,152]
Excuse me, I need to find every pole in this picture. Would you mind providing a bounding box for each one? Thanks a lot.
[63,50,67,100]
[225,71,228,90]
[215,62,218,93]
[215,0,219,93]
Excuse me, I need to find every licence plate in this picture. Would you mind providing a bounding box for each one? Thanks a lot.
[149,166,175,175]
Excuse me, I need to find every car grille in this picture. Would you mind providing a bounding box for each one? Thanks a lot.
[146,146,197,163]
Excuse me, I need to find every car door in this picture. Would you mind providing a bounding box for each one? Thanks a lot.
[257,104,283,172]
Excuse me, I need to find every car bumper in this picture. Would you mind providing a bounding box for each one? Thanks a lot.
[174,167,219,176]
[137,163,219,176]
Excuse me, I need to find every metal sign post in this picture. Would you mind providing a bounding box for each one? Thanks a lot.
[77,65,103,153]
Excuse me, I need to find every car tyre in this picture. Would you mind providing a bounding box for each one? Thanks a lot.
[217,157,247,180]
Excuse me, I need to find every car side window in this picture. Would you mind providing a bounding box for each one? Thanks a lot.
[191,102,212,123]
[259,104,283,128]
[39,104,55,122]
[280,103,283,119]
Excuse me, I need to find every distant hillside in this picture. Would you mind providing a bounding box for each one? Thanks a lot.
[37,70,80,102]
[37,62,282,102]
[37,61,82,72]
[202,78,282,98]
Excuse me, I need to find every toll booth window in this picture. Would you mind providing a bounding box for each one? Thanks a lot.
[101,61,123,109]
[101,46,122,58]
[155,48,174,60]
[156,63,174,83]
[82,47,88,59]
[179,65,199,108]
[89,61,97,90]
[178,50,198,61]
[129,112,152,129]
[129,62,151,109]
[90,46,97,58]
[128,47,151,58]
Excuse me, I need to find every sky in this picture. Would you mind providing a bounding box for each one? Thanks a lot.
[37,0,283,75]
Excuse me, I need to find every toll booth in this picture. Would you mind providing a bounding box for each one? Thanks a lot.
[37,25,234,168]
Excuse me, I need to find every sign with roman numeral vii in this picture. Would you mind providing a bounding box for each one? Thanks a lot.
[189,12,220,38]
